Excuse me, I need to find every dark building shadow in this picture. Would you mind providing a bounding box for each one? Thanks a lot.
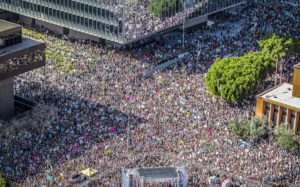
[0,81,146,184]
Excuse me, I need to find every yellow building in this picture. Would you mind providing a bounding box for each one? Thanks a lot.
[256,63,300,134]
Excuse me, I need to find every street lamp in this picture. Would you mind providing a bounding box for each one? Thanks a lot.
[127,119,130,150]
[250,120,253,146]
[182,0,186,49]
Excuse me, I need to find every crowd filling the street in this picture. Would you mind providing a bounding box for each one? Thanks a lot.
[0,0,299,186]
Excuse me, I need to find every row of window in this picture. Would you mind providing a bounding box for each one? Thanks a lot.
[39,0,121,7]
[1,1,123,37]
[3,0,120,21]
[264,102,300,134]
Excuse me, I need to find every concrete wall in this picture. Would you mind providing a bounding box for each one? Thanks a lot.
[69,29,100,42]
[183,15,208,29]
[35,19,64,34]
[0,77,14,119]
[19,15,64,34]
[19,15,32,25]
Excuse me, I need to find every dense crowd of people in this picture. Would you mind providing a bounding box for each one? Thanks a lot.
[124,0,245,40]
[0,0,299,186]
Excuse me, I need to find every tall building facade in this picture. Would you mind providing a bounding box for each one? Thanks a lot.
[0,0,245,45]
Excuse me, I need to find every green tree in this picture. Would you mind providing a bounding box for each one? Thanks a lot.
[274,124,300,151]
[228,118,247,138]
[229,116,269,140]
[245,116,268,140]
[0,173,10,187]
[205,51,275,102]
[258,33,294,59]
[149,0,183,18]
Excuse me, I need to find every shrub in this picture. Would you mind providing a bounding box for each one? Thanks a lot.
[228,118,247,138]
[274,124,300,151]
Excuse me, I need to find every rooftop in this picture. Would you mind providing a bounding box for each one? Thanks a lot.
[259,83,300,110]
[0,19,21,33]
[0,37,45,62]
[0,37,46,81]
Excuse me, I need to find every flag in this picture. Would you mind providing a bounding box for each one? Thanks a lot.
[46,174,53,182]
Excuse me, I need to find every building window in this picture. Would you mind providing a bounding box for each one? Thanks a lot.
[61,11,64,20]
[72,1,76,10]
[89,5,92,14]
[97,8,101,17]
[76,16,80,24]
[281,107,287,124]
[45,7,48,15]
[81,3,84,13]
[93,7,96,15]
[80,17,84,26]
[53,9,56,18]
[89,19,93,28]
[92,20,96,29]
[72,15,76,23]
[289,110,295,130]
[85,4,88,13]
[76,2,80,11]
[64,12,68,20]
[68,13,72,22]
[49,8,52,17]
[272,105,279,126]
[264,102,270,120]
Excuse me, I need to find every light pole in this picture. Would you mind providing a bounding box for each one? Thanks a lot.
[122,0,125,42]
[275,55,279,85]
[127,115,130,151]
[250,120,253,148]
[182,0,186,49]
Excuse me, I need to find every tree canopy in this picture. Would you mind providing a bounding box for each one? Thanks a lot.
[205,51,275,102]
[258,33,294,59]
[205,34,297,103]
[274,124,300,151]
[149,0,183,18]
[0,173,10,187]
[228,116,268,140]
